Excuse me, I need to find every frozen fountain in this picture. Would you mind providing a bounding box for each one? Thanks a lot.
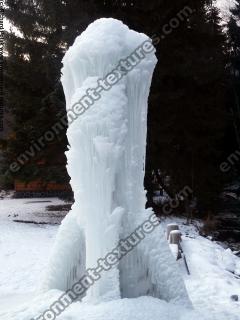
[42,18,191,308]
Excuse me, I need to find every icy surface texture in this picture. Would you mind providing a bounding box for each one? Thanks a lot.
[42,18,191,307]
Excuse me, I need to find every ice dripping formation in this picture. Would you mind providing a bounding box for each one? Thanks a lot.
[42,18,191,307]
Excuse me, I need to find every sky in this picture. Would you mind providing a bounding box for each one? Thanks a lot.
[215,0,237,24]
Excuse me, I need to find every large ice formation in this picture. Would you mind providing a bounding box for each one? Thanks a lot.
[42,18,191,307]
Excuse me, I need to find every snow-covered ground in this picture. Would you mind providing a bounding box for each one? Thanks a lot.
[0,198,64,299]
[0,198,240,319]
[162,217,240,319]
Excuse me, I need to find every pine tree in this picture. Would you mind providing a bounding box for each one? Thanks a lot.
[142,1,228,214]
[3,0,100,186]
[3,1,64,185]
[3,0,228,215]
[227,1,240,154]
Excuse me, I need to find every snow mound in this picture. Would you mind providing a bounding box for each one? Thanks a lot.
[0,293,208,320]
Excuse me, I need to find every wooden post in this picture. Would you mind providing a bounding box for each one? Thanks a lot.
[169,230,182,245]
[166,223,179,240]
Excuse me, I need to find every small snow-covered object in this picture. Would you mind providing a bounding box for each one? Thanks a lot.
[166,223,179,240]
[169,230,182,245]
[169,230,182,260]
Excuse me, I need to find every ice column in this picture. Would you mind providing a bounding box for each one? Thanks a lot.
[42,18,191,308]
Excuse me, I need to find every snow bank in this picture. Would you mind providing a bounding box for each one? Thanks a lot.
[0,293,207,320]
[0,198,62,297]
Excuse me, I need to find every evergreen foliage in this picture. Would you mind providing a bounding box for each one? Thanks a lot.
[2,1,231,215]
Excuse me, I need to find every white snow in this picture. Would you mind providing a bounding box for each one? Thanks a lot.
[162,217,240,320]
[0,198,64,298]
[0,199,240,319]
[0,293,210,320]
